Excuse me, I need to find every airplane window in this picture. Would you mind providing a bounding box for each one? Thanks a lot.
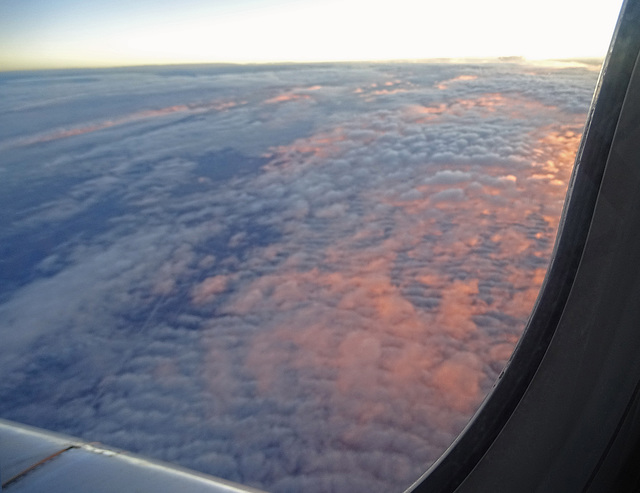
[0,1,624,492]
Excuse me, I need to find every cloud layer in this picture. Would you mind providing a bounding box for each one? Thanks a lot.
[0,62,597,492]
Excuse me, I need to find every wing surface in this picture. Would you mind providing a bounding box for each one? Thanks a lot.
[0,419,264,492]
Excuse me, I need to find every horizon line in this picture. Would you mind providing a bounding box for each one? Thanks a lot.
[0,56,605,74]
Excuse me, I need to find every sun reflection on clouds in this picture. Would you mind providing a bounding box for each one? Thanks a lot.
[251,97,572,384]
[190,88,586,472]
[263,93,311,105]
[436,74,479,90]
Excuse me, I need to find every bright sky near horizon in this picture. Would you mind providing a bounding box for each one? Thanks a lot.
[0,0,625,71]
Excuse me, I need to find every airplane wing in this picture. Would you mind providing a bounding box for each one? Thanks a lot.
[0,419,264,492]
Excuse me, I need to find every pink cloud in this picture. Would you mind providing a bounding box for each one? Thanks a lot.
[436,74,478,90]
[191,275,230,304]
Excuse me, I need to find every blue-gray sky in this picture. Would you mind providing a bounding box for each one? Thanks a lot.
[0,0,624,71]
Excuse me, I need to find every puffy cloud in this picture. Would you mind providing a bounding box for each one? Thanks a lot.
[430,187,466,203]
[0,61,597,492]
[423,169,472,185]
[191,275,230,304]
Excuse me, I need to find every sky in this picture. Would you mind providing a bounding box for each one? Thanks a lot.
[0,61,599,491]
[0,0,624,71]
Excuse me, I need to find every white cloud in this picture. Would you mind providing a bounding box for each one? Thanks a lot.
[0,61,595,492]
